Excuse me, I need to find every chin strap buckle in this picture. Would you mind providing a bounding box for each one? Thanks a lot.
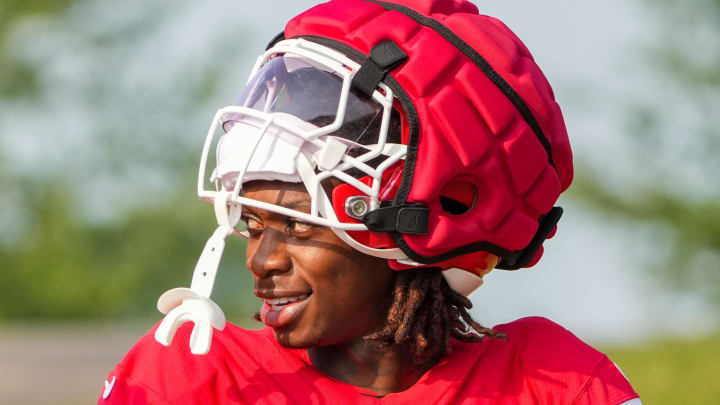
[362,203,429,234]
[154,192,241,355]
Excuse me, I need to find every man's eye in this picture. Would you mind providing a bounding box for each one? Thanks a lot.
[288,220,313,235]
[241,216,263,235]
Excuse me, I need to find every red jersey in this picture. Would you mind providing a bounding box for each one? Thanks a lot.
[98,317,638,404]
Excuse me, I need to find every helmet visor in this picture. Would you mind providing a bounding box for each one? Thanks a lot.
[223,55,390,147]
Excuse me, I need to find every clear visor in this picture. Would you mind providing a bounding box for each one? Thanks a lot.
[222,55,390,149]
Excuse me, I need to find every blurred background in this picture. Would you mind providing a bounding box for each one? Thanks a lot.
[0,0,718,403]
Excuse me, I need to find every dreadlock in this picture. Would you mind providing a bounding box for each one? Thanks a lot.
[366,267,506,365]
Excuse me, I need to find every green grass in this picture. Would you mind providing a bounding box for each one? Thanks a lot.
[602,332,720,404]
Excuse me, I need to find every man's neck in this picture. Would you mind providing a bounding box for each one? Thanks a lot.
[308,338,439,396]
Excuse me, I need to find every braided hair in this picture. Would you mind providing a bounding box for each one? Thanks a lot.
[366,267,506,364]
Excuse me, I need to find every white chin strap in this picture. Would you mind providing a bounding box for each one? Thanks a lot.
[154,191,241,355]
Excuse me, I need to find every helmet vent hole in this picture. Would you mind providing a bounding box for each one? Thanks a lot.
[440,196,470,214]
[439,180,477,215]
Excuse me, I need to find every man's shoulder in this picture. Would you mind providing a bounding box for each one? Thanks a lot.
[99,322,280,404]
[493,317,597,350]
[119,321,274,371]
[490,316,606,371]
[443,317,637,404]
[478,317,637,404]
[493,315,584,338]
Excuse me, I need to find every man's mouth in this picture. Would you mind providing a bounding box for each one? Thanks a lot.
[259,292,313,328]
[263,293,312,311]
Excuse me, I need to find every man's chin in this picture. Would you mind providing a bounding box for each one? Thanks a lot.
[272,327,318,349]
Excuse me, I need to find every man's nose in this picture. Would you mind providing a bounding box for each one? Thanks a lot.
[246,228,292,279]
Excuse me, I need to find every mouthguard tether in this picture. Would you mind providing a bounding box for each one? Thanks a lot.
[154,192,241,355]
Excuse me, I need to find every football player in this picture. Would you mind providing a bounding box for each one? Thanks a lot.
[100,1,641,403]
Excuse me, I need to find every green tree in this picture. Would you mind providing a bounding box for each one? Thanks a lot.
[572,0,720,306]
[0,0,85,98]
[0,181,258,321]
[0,0,260,322]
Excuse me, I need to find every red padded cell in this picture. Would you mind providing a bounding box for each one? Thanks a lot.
[493,209,538,251]
[444,14,521,73]
[408,124,463,202]
[548,105,574,191]
[380,0,478,15]
[423,208,481,251]
[502,125,548,195]
[455,63,516,136]
[524,167,561,216]
[286,0,384,39]
[514,58,554,128]
[428,86,490,168]
[483,16,533,59]
[395,30,460,97]
[347,9,422,50]
[475,157,513,231]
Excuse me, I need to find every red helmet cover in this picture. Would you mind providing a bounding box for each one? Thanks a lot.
[283,0,573,270]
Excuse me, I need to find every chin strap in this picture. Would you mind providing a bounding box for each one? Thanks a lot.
[154,191,241,355]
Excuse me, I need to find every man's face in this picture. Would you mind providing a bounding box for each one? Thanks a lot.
[242,180,395,348]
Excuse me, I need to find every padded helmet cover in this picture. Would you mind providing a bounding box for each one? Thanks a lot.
[283,0,573,270]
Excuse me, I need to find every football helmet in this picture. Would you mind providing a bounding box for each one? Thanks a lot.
[155,0,573,354]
